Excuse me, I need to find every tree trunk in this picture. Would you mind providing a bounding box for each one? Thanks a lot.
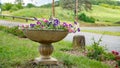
[72,35,85,50]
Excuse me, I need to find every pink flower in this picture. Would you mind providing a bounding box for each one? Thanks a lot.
[43,19,48,23]
[68,28,74,33]
[112,50,115,54]
[116,52,119,55]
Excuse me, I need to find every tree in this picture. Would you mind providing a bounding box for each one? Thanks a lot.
[14,0,23,9]
[26,3,35,8]
[15,0,23,4]
[90,0,120,6]
[2,3,13,11]
[60,0,92,11]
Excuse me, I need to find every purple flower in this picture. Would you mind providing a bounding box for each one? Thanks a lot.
[36,21,41,25]
[69,24,73,27]
[74,21,77,25]
[33,17,38,20]
[62,22,68,27]
[77,28,80,32]
[54,19,60,24]
[54,22,58,26]
[30,24,35,28]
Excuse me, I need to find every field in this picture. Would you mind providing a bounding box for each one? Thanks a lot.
[9,5,120,24]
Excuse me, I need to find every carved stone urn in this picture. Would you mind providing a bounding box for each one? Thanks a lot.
[23,29,68,64]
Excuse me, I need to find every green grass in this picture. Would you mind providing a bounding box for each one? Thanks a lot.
[11,7,74,22]
[10,5,120,24]
[82,30,120,36]
[0,31,111,68]
[83,5,120,23]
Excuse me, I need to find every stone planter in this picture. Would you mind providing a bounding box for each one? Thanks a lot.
[23,29,68,64]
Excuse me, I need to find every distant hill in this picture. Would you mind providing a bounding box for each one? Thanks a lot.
[11,5,120,24]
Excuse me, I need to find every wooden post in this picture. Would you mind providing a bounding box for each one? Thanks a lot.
[72,35,85,50]
[52,0,55,17]
[75,0,78,22]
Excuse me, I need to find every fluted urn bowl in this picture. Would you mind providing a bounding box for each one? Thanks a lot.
[23,29,68,43]
[23,29,68,64]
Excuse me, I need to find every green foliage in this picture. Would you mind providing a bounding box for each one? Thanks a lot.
[100,3,120,9]
[2,3,13,11]
[83,5,120,23]
[86,37,106,61]
[78,13,95,23]
[15,3,23,9]
[60,0,91,11]
[61,55,74,67]
[86,37,116,61]
[117,60,120,66]
[103,52,115,60]
[11,7,74,21]
[0,26,25,38]
[26,3,35,8]
[10,6,19,12]
[90,0,120,6]
[40,3,52,8]
[2,3,23,11]
[40,1,59,8]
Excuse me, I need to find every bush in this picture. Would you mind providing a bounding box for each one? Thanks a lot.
[15,3,23,9]
[26,3,35,8]
[78,13,95,23]
[10,6,19,12]
[86,37,116,61]
[103,52,115,60]
[0,26,26,38]
[86,37,106,61]
[2,3,13,11]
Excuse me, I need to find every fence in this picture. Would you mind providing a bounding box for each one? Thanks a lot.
[0,14,35,22]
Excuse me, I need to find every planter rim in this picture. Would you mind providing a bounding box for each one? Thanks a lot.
[24,29,68,32]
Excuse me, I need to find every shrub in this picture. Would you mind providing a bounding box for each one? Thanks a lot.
[103,52,115,60]
[2,3,13,11]
[78,13,95,23]
[26,3,36,8]
[0,26,25,38]
[10,6,19,12]
[86,37,106,61]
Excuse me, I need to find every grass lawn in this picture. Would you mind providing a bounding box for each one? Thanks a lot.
[0,30,112,68]
[83,5,120,23]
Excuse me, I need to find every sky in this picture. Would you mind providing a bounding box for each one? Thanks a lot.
[1,0,59,6]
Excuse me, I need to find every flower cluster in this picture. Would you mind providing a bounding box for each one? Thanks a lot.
[112,50,119,56]
[112,50,120,68]
[19,18,80,33]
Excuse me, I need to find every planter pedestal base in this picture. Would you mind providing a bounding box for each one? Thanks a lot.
[34,57,58,65]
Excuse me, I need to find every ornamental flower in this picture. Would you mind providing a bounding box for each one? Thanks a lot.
[20,17,80,33]
[43,18,49,23]
[36,21,41,25]
[30,24,35,28]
